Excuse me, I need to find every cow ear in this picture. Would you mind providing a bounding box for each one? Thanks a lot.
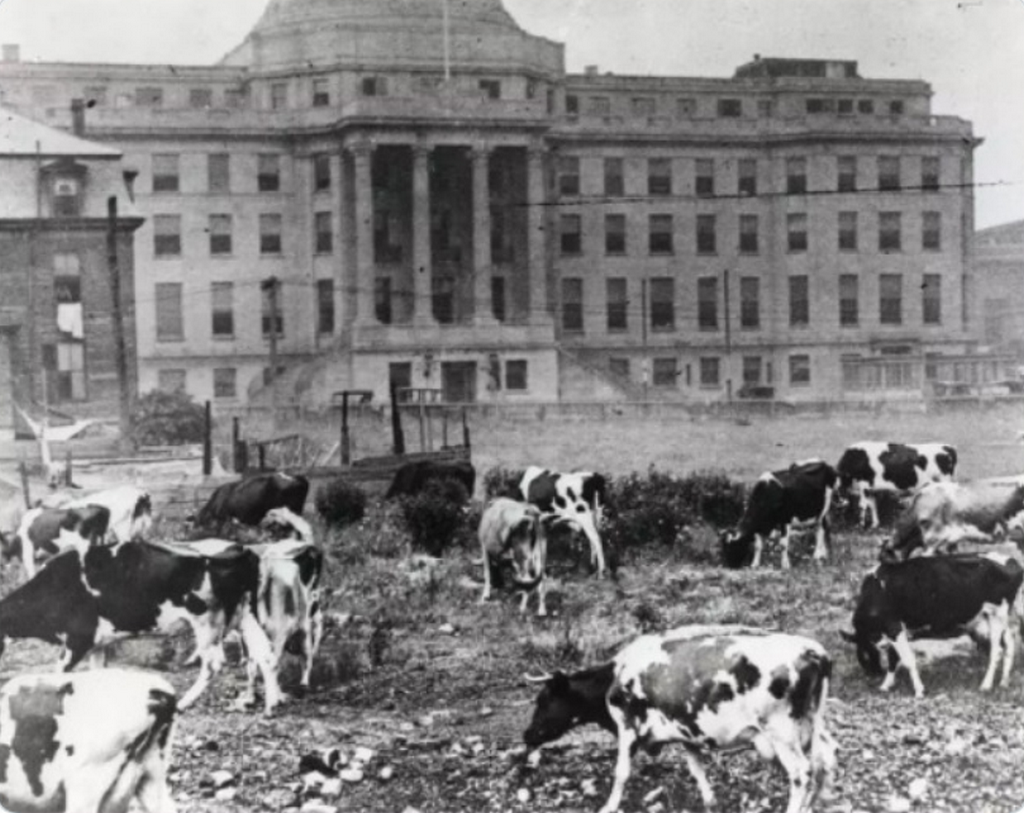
[839,630,857,642]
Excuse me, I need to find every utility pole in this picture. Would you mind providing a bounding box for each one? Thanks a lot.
[261,276,281,424]
[107,196,134,453]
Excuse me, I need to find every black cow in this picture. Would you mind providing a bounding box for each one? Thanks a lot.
[192,472,310,531]
[3,504,111,579]
[385,459,475,500]
[720,459,838,569]
[841,553,1024,697]
[0,540,283,713]
[836,442,958,529]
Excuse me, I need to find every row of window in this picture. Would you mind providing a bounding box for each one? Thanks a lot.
[564,94,907,120]
[562,273,943,334]
[560,210,944,257]
[152,153,311,195]
[558,155,943,198]
[153,212,335,258]
[609,354,811,389]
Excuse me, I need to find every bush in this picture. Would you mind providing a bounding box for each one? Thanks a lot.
[130,389,206,447]
[398,478,468,557]
[482,466,524,500]
[676,469,747,528]
[315,478,367,528]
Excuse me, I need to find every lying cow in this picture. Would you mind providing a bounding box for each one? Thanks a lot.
[385,458,476,500]
[191,471,310,532]
[479,497,547,616]
[841,552,1024,697]
[837,441,957,529]
[3,503,110,579]
[519,466,608,578]
[721,459,838,569]
[884,479,1024,559]
[0,540,282,714]
[0,668,177,812]
[524,625,836,813]
[63,484,153,544]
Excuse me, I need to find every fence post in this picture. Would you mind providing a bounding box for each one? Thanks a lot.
[65,449,73,486]
[232,417,242,473]
[442,410,449,449]
[462,407,470,449]
[202,400,212,477]
[19,461,31,508]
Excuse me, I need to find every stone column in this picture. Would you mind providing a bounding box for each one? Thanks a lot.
[471,144,496,326]
[526,143,547,325]
[351,141,375,325]
[330,149,344,334]
[412,143,436,327]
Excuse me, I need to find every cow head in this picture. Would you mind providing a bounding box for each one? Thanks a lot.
[508,511,545,591]
[522,671,577,748]
[0,530,20,565]
[129,492,154,541]
[719,529,753,569]
[839,628,885,675]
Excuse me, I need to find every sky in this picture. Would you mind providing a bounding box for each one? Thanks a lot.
[0,0,1020,229]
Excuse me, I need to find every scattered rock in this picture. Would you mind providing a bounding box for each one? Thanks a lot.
[908,778,928,801]
[352,746,375,764]
[320,778,343,798]
[300,802,337,813]
[262,788,297,809]
[339,767,364,783]
[478,706,494,718]
[417,715,435,728]
[215,788,237,802]
[526,750,542,769]
[516,788,531,804]
[647,802,665,813]
[581,778,599,797]
[643,786,665,804]
[887,795,912,813]
[378,765,394,781]
[210,770,235,789]
[438,623,456,635]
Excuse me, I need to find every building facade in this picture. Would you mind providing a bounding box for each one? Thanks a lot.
[0,0,981,406]
[975,220,1024,358]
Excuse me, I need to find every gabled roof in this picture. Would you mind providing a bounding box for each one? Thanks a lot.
[0,107,121,159]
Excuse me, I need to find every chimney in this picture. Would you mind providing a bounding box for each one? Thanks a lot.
[2,44,20,63]
[71,98,86,137]
[584,64,599,76]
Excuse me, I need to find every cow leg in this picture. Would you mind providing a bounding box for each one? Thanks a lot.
[479,550,493,604]
[179,620,226,710]
[301,595,324,690]
[779,526,792,571]
[518,588,529,614]
[750,534,764,568]
[863,493,879,530]
[888,627,925,698]
[536,579,548,618]
[773,736,814,813]
[809,725,838,805]
[1001,600,1017,688]
[239,606,283,714]
[812,516,830,563]
[135,774,178,813]
[681,747,716,808]
[980,602,1009,691]
[598,708,635,813]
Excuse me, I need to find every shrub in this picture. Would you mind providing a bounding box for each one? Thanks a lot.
[315,478,367,528]
[482,466,524,499]
[398,478,468,557]
[676,469,747,528]
[130,389,206,447]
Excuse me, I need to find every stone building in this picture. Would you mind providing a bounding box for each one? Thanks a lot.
[975,220,1024,358]
[0,0,984,406]
[0,107,141,440]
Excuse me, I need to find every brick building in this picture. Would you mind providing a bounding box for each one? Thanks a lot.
[0,108,141,440]
[0,0,984,406]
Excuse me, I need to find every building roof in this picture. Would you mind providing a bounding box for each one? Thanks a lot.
[0,107,120,159]
[976,220,1024,247]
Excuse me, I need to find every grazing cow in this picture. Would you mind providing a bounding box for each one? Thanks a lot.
[884,479,1024,560]
[384,458,476,500]
[4,503,111,579]
[192,472,310,531]
[478,497,548,616]
[0,668,177,813]
[720,460,838,570]
[523,626,836,813]
[64,484,153,544]
[836,441,957,529]
[519,466,608,578]
[0,540,282,714]
[841,553,1024,697]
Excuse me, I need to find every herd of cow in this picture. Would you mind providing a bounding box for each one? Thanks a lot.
[0,439,1021,812]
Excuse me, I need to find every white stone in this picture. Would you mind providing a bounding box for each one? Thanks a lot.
[321,778,343,798]
[210,770,235,789]
[908,778,928,801]
[378,765,394,781]
[339,767,364,783]
[516,788,531,804]
[214,788,237,802]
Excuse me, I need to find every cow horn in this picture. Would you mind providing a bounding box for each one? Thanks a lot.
[523,672,552,683]
[838,629,857,642]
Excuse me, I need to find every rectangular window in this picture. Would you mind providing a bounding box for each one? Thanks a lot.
[565,94,579,115]
[153,215,181,257]
[588,95,610,115]
[558,156,580,196]
[208,153,230,193]
[259,213,283,255]
[605,214,626,255]
[225,88,247,109]
[740,276,760,329]
[742,356,762,386]
[695,158,714,198]
[697,214,716,254]
[648,158,672,196]
[837,156,857,192]
[362,76,388,97]
[155,282,183,341]
[505,360,528,391]
[698,277,718,330]
[837,98,854,115]
[604,157,624,197]
[858,99,875,114]
[492,277,506,322]
[786,157,807,194]
[189,88,212,109]
[787,213,808,252]
[631,97,655,117]
[717,98,742,117]
[654,357,679,388]
[270,82,287,109]
[317,279,335,334]
[921,156,940,191]
[135,86,163,107]
[839,274,859,327]
[889,99,905,116]
[258,154,280,192]
[312,78,330,107]
[479,79,501,99]
[922,211,941,251]
[838,211,858,251]
[649,214,674,255]
[315,211,333,254]
[738,159,757,196]
[922,274,941,325]
[789,276,809,327]
[789,355,811,386]
[213,368,236,399]
[878,156,901,191]
[609,357,630,380]
[152,154,179,193]
[377,277,394,324]
[562,278,583,332]
[677,98,696,117]
[700,357,720,387]
[261,283,284,336]
[314,153,331,191]
[209,214,232,255]
[739,214,759,254]
[880,273,903,325]
[650,277,675,332]
[560,214,582,255]
[879,211,902,252]
[211,281,234,337]
[158,369,186,393]
[607,277,628,332]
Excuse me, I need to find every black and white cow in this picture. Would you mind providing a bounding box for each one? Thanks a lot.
[841,553,1024,697]
[0,540,282,714]
[524,625,836,813]
[385,459,476,501]
[836,442,957,529]
[519,467,608,578]
[478,497,548,616]
[64,484,153,544]
[0,668,177,812]
[720,460,838,570]
[191,472,310,532]
[4,504,111,578]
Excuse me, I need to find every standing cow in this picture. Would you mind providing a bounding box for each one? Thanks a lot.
[524,625,837,813]
[191,472,310,532]
[836,442,957,529]
[385,459,476,501]
[4,503,111,579]
[64,484,153,544]
[478,497,548,616]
